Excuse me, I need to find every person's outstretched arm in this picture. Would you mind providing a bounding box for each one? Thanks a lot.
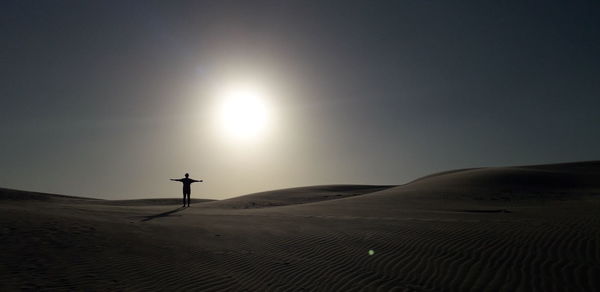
[192,179,203,183]
[170,178,182,182]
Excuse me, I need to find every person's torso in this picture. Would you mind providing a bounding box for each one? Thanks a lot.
[181,178,193,188]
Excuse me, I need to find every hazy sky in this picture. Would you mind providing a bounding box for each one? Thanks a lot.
[1,1,599,199]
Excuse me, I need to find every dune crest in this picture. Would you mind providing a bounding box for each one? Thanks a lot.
[203,184,394,209]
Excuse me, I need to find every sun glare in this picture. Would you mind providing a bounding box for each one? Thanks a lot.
[217,86,270,140]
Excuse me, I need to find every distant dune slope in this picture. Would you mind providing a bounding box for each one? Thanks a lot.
[0,188,98,202]
[395,160,600,201]
[273,161,600,217]
[0,188,217,206]
[228,161,600,214]
[407,160,600,190]
[202,185,394,209]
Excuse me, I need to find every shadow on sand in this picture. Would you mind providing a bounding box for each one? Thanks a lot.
[141,206,187,222]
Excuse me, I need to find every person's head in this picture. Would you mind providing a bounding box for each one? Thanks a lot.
[185,173,189,178]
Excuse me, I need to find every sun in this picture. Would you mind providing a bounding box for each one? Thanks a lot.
[216,86,270,140]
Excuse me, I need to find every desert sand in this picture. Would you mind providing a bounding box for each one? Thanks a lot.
[1,161,599,291]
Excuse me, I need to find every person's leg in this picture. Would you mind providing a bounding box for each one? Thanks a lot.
[186,193,191,206]
[182,192,186,206]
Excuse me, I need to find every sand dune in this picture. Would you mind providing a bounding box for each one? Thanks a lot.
[407,161,600,191]
[0,188,98,202]
[202,184,394,209]
[1,161,599,291]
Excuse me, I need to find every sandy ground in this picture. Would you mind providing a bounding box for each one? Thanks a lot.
[1,161,599,291]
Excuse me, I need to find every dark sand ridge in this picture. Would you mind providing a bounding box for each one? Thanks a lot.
[268,161,600,217]
[1,161,599,291]
[0,188,216,206]
[200,185,394,209]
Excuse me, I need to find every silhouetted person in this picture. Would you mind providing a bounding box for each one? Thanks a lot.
[170,173,203,207]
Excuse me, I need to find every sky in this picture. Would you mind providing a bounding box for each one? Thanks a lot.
[1,1,599,199]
